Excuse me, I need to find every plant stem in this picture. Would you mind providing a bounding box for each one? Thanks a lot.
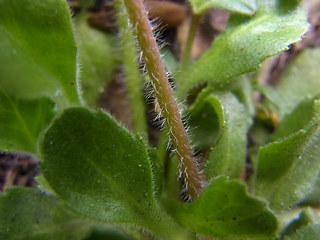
[113,0,147,135]
[180,13,201,71]
[123,0,203,200]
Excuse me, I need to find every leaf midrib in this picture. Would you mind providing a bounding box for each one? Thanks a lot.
[0,25,67,102]
[263,125,320,209]
[0,88,36,145]
[49,118,158,225]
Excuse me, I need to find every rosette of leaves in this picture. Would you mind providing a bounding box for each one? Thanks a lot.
[1,0,320,239]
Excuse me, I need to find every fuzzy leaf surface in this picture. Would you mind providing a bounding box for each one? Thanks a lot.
[189,0,257,15]
[0,187,92,240]
[255,120,320,211]
[273,48,320,119]
[303,172,320,206]
[205,93,250,179]
[178,7,308,96]
[281,208,320,238]
[0,0,79,107]
[0,90,55,154]
[189,89,224,151]
[272,97,320,140]
[41,107,185,239]
[284,224,320,240]
[165,177,278,238]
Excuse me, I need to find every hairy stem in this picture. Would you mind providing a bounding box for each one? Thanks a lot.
[113,0,147,135]
[123,0,203,199]
[180,14,201,71]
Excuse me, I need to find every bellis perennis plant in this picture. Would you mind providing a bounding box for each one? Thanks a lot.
[0,0,320,239]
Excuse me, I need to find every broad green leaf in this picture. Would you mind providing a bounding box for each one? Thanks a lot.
[284,224,320,240]
[302,172,320,206]
[281,208,320,238]
[189,0,257,15]
[40,107,187,239]
[165,177,278,238]
[205,93,250,179]
[0,0,79,107]
[273,97,320,140]
[255,122,320,212]
[74,13,118,107]
[0,187,92,240]
[178,7,308,96]
[274,48,320,119]
[0,89,55,154]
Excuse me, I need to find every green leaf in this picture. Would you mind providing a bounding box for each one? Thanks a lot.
[204,93,250,179]
[165,177,278,238]
[0,0,79,107]
[189,0,257,15]
[302,172,320,206]
[0,89,55,154]
[74,13,118,107]
[0,187,92,240]
[273,97,320,140]
[223,75,255,118]
[284,224,320,240]
[281,208,320,238]
[189,88,224,151]
[255,122,320,212]
[274,48,320,119]
[40,107,187,239]
[178,7,308,96]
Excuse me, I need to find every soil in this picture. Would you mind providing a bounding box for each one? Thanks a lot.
[0,151,38,191]
[1,0,320,191]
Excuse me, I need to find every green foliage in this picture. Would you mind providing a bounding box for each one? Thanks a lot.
[190,89,250,179]
[0,187,92,240]
[272,97,320,140]
[284,224,320,240]
[255,119,320,211]
[166,177,278,238]
[271,48,320,119]
[303,174,320,206]
[40,107,185,239]
[205,92,250,179]
[178,3,308,96]
[0,0,79,107]
[41,107,155,222]
[189,0,257,15]
[0,0,319,239]
[189,88,224,151]
[74,13,118,107]
[0,91,55,154]
[281,208,320,238]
